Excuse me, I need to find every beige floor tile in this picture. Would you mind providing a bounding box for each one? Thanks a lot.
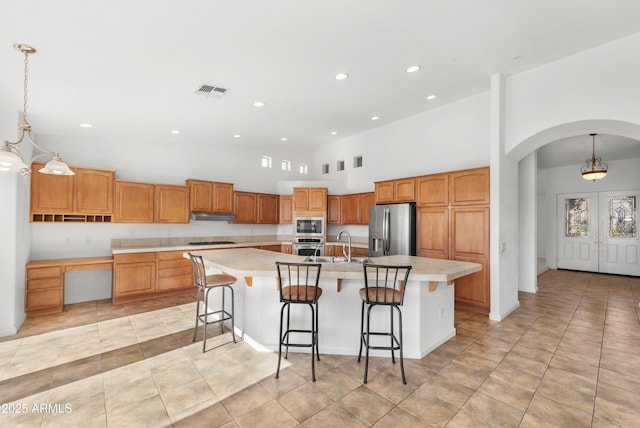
[278,382,333,422]
[415,373,475,408]
[311,368,361,400]
[338,385,394,425]
[398,391,458,426]
[301,402,367,428]
[524,394,593,427]
[477,375,534,411]
[234,399,298,428]
[173,402,234,428]
[106,394,172,427]
[460,391,525,427]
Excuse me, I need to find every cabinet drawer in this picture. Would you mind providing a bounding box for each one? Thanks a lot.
[26,289,63,310]
[114,253,157,263]
[158,258,191,269]
[27,277,63,290]
[158,266,193,278]
[158,275,193,291]
[27,266,62,279]
[157,251,187,260]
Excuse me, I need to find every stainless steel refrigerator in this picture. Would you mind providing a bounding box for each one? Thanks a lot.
[368,202,416,257]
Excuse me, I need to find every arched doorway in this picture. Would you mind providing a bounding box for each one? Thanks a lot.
[510,120,640,293]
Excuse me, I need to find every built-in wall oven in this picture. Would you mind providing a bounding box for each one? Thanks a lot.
[293,238,325,257]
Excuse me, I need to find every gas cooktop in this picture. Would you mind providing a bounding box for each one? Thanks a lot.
[188,241,236,246]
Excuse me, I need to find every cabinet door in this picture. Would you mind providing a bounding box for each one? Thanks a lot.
[394,178,416,202]
[293,188,309,211]
[451,207,490,312]
[417,207,450,259]
[360,193,375,225]
[155,184,190,223]
[341,194,361,225]
[187,179,213,212]
[327,195,341,224]
[450,167,490,206]
[25,266,64,314]
[114,181,154,223]
[308,188,327,211]
[75,168,114,214]
[257,194,279,224]
[234,192,257,223]
[113,253,157,298]
[279,195,293,224]
[281,244,293,254]
[213,182,234,213]
[375,181,394,204]
[30,162,75,213]
[416,174,449,207]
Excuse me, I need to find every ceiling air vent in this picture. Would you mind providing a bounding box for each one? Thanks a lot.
[194,84,227,97]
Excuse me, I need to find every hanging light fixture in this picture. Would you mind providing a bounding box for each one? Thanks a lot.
[580,133,607,182]
[1,44,74,176]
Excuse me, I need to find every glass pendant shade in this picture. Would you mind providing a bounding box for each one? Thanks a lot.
[0,146,29,172]
[39,158,75,175]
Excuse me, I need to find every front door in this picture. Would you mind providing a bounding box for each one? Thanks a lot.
[557,191,639,276]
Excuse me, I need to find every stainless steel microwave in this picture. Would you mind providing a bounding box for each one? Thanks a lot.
[295,216,324,236]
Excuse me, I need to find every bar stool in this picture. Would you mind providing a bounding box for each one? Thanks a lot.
[189,253,237,352]
[358,263,412,384]
[275,261,323,382]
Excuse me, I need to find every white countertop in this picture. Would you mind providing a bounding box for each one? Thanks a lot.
[111,235,366,254]
[189,248,482,283]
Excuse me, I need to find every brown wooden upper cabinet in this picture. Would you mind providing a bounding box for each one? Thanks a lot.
[327,195,341,224]
[293,187,327,212]
[154,184,190,223]
[257,193,279,224]
[114,180,155,223]
[30,162,115,217]
[186,179,234,213]
[450,167,490,206]
[374,178,415,204]
[279,195,293,224]
[233,191,257,223]
[416,173,449,207]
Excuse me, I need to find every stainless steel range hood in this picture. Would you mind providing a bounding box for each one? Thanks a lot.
[190,211,236,221]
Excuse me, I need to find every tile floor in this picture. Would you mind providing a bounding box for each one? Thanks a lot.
[1,269,639,427]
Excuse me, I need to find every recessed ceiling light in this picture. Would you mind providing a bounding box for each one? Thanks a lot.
[371,116,379,121]
[233,134,241,138]
[330,131,338,135]
[406,65,421,73]
[281,137,288,141]
[79,123,93,128]
[253,100,265,107]
[426,94,437,100]
[170,130,180,134]
[334,73,349,81]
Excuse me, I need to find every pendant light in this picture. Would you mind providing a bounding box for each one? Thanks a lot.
[1,44,74,176]
[580,133,607,182]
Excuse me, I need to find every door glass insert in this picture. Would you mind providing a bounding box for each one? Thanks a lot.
[565,198,590,237]
[608,196,637,238]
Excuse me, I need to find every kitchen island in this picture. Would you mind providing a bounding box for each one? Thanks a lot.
[189,248,482,358]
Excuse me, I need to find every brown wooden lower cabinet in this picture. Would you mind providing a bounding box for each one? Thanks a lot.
[451,206,490,313]
[113,251,195,304]
[25,266,63,316]
[260,245,282,252]
[281,244,292,254]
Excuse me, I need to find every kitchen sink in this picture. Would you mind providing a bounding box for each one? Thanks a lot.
[303,255,372,264]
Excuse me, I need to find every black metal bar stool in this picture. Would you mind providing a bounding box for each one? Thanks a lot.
[275,261,323,381]
[189,253,237,352]
[358,263,412,384]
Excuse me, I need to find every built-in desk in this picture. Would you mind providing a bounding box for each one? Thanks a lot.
[25,256,114,316]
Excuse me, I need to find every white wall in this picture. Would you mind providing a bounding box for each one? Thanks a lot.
[0,108,31,335]
[506,32,640,158]
[538,156,640,269]
[518,152,537,293]
[315,92,491,192]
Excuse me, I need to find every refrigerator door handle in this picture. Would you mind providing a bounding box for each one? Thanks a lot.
[383,206,390,255]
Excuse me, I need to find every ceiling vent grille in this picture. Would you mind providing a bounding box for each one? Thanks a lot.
[194,84,227,97]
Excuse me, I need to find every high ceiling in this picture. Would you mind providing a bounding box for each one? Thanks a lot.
[3,1,640,153]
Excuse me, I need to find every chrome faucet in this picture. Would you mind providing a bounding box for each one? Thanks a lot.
[336,230,352,263]
[312,244,322,262]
